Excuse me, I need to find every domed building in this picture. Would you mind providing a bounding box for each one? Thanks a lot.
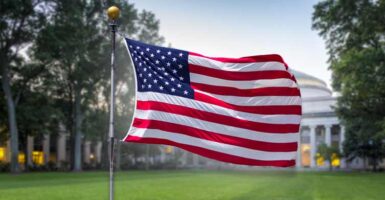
[292,69,346,169]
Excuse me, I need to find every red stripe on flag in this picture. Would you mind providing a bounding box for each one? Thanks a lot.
[194,91,302,115]
[124,135,295,167]
[191,83,301,97]
[189,64,294,81]
[133,118,298,152]
[136,101,300,133]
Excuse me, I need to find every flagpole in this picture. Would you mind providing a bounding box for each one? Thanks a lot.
[107,6,120,200]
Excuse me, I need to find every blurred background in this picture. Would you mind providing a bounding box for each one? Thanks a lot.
[0,0,385,200]
[1,0,385,199]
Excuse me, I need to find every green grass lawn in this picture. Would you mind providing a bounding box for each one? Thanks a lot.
[0,170,384,200]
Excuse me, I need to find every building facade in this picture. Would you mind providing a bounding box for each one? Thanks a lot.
[0,124,103,170]
[292,70,374,169]
[292,70,344,169]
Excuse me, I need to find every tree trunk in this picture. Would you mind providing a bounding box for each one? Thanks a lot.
[1,64,20,173]
[101,139,109,169]
[115,141,121,171]
[73,88,82,171]
[24,141,29,171]
[145,144,149,170]
[371,157,377,172]
[328,158,332,171]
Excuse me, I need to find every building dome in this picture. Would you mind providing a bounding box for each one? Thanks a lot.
[290,69,332,98]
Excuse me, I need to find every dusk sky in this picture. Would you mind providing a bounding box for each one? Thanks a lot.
[129,0,330,88]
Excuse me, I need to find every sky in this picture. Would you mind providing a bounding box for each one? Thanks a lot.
[129,0,331,88]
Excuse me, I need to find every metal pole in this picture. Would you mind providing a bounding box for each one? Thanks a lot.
[106,6,120,200]
[108,20,117,200]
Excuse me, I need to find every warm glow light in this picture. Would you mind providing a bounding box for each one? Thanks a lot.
[316,153,325,166]
[32,151,44,165]
[165,146,173,154]
[90,154,95,159]
[0,147,5,161]
[331,153,340,167]
[302,144,310,151]
[18,153,25,164]
[301,144,311,167]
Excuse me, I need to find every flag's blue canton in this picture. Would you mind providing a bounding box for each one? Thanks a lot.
[125,39,194,99]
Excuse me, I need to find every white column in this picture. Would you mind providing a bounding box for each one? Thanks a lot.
[95,141,102,164]
[57,132,66,166]
[340,126,346,168]
[325,124,332,146]
[6,140,11,162]
[340,126,345,150]
[160,146,166,163]
[43,134,50,165]
[296,128,302,168]
[83,140,91,164]
[180,151,187,166]
[27,136,34,166]
[309,125,317,168]
[193,154,199,166]
[324,124,332,168]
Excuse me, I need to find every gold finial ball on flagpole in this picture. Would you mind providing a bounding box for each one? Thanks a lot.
[107,6,120,20]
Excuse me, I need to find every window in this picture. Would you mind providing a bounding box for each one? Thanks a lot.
[18,153,25,164]
[32,151,44,165]
[0,147,5,162]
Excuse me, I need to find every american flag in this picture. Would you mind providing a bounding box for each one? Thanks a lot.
[122,38,302,167]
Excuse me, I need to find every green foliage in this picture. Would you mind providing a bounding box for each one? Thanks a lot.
[0,161,10,172]
[0,0,47,51]
[136,10,165,45]
[313,0,385,170]
[1,0,165,171]
[26,161,58,172]
[31,0,165,170]
[33,0,108,171]
[316,143,341,170]
[13,62,62,138]
[0,0,53,172]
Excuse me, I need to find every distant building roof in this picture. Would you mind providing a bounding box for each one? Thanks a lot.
[290,69,332,95]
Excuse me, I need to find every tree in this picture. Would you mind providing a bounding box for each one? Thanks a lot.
[0,0,49,173]
[316,143,341,171]
[33,0,108,171]
[0,88,7,144]
[312,0,385,171]
[34,1,165,171]
[15,71,61,169]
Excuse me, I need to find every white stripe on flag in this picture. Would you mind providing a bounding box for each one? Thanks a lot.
[129,127,297,161]
[188,55,287,72]
[134,109,299,143]
[190,73,298,89]
[196,90,302,106]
